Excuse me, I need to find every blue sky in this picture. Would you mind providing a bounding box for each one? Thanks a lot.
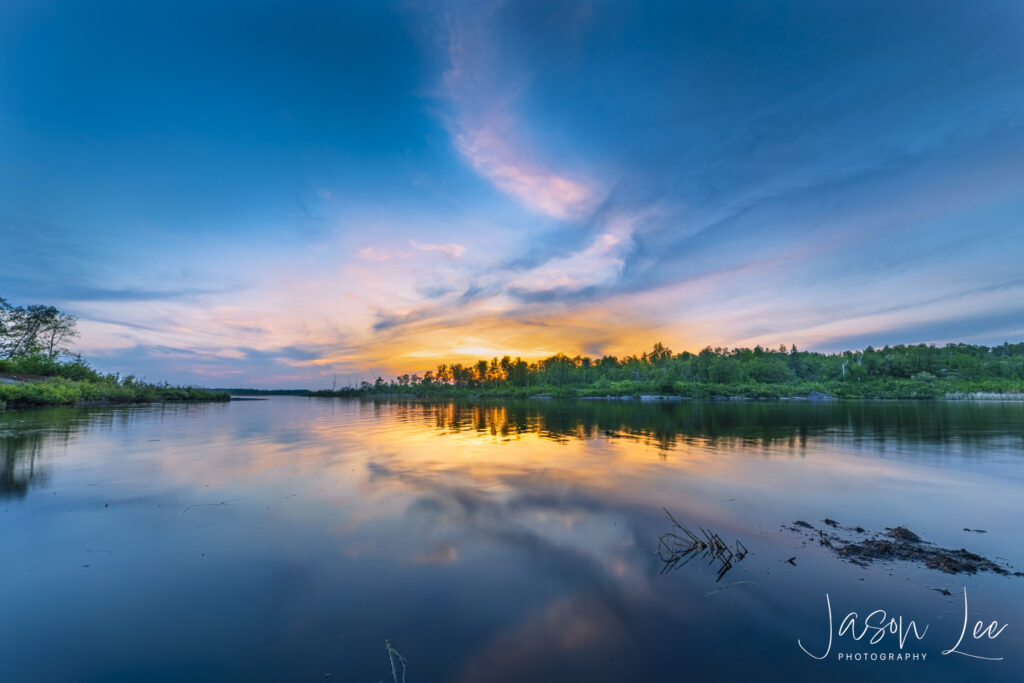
[2,0,1023,386]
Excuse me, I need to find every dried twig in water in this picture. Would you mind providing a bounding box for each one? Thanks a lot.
[704,580,760,597]
[385,639,408,683]
[182,498,240,515]
[657,508,749,581]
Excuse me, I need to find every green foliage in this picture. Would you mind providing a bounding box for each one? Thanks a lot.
[0,376,230,409]
[0,352,102,381]
[0,297,78,359]
[0,295,228,410]
[318,341,1024,400]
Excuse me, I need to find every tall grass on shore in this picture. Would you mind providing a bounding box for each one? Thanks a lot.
[945,391,1024,401]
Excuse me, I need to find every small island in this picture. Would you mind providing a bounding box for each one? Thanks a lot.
[0,297,229,410]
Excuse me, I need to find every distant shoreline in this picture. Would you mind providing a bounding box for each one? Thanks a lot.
[5,384,1023,412]
[217,388,1024,403]
[225,341,1024,402]
[5,340,1023,410]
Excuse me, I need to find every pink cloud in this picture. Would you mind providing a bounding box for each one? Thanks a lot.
[409,239,466,258]
[436,1,602,220]
[358,246,409,262]
[452,126,596,220]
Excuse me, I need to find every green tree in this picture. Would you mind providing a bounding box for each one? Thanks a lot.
[0,298,78,359]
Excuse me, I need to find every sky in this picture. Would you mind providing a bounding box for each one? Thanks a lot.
[2,0,1023,387]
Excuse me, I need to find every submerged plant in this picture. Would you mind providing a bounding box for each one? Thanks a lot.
[656,508,749,581]
[385,639,408,683]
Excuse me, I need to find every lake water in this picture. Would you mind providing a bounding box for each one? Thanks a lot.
[1,397,1022,682]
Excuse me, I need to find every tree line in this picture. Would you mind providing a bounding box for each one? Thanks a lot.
[329,341,1024,399]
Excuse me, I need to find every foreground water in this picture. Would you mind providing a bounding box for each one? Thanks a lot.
[1,397,1022,682]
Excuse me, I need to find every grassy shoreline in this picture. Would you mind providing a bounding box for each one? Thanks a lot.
[0,356,229,410]
[0,378,230,410]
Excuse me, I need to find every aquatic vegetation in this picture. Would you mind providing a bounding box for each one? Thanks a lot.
[945,391,1024,401]
[385,640,408,683]
[656,509,749,581]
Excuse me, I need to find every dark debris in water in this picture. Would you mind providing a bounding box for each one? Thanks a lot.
[788,520,1022,576]
[657,509,749,582]
[886,526,921,543]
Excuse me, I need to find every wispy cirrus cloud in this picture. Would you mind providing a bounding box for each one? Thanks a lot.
[432,0,602,220]
[410,239,466,258]
[506,212,638,297]
[450,125,596,220]
[358,246,407,262]
[359,240,466,261]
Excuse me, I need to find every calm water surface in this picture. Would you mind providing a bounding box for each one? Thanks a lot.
[1,398,1022,682]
